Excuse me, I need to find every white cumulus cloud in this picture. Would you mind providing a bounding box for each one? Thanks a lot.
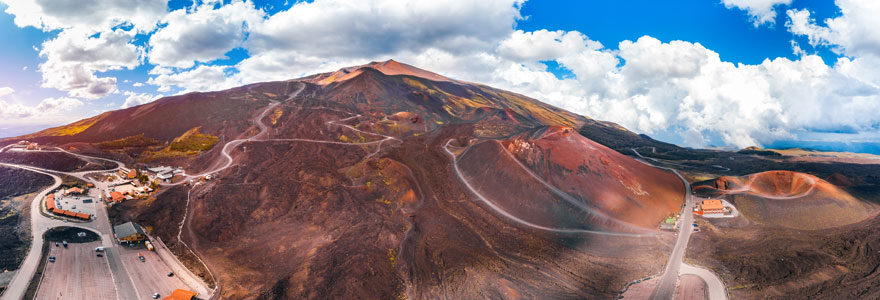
[121,91,161,108]
[0,0,167,32]
[0,97,83,119]
[722,0,792,27]
[0,87,13,98]
[148,1,264,68]
[39,28,143,99]
[786,0,880,58]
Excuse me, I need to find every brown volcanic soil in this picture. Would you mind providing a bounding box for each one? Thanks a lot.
[694,171,876,230]
[0,167,53,272]
[0,151,111,172]
[46,61,688,299]
[688,213,880,299]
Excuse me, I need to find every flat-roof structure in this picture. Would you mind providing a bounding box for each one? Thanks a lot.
[702,199,723,211]
[147,166,173,174]
[114,222,146,243]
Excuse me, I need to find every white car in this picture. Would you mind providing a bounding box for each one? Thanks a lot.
[152,293,160,299]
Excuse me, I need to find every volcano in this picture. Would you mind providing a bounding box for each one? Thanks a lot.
[3,60,686,299]
[693,170,876,230]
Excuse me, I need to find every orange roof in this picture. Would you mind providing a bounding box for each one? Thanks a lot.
[163,289,197,300]
[702,199,724,211]
[110,191,124,202]
[86,183,95,187]
[61,210,77,217]
[127,170,137,179]
[74,212,90,220]
[46,194,56,211]
[67,187,83,194]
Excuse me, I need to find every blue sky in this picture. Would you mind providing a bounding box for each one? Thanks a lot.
[1,0,879,154]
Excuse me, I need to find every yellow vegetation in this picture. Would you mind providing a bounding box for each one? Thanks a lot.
[138,127,218,162]
[402,77,428,90]
[22,112,108,138]
[270,107,283,125]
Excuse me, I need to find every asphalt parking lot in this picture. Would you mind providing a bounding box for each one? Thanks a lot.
[118,244,196,299]
[34,241,117,300]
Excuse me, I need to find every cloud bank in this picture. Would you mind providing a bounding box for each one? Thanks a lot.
[2,0,879,150]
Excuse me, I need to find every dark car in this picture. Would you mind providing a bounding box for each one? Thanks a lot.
[48,256,55,262]
[97,253,104,257]
[167,272,174,277]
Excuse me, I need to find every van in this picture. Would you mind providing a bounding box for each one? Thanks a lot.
[95,247,105,252]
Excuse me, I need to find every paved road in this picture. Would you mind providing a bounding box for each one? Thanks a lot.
[680,264,726,300]
[631,149,727,300]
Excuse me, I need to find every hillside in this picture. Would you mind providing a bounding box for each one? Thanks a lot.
[21,60,687,299]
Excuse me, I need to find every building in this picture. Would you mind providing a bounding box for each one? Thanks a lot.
[109,191,125,203]
[45,193,56,212]
[147,166,173,174]
[114,222,146,244]
[119,168,137,179]
[701,199,724,217]
[65,187,84,195]
[157,172,173,180]
[164,289,197,300]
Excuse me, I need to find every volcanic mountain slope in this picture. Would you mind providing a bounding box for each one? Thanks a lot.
[29,60,687,299]
[454,125,683,233]
[694,170,876,230]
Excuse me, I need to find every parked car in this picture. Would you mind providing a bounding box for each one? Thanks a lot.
[48,256,55,262]
[97,253,103,257]
[167,272,174,277]
[62,241,68,248]
[152,293,160,299]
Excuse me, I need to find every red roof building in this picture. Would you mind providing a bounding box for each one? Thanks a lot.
[110,191,124,202]
[164,289,196,300]
[65,187,83,195]
[46,194,56,212]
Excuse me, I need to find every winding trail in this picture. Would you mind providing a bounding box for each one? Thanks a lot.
[630,148,728,300]
[169,82,405,299]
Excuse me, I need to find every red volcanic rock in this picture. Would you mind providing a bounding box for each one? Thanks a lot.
[715,177,730,190]
[307,59,452,86]
[459,125,685,231]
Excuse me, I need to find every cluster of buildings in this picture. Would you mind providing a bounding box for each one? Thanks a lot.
[9,140,42,151]
[147,166,184,181]
[45,191,91,221]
